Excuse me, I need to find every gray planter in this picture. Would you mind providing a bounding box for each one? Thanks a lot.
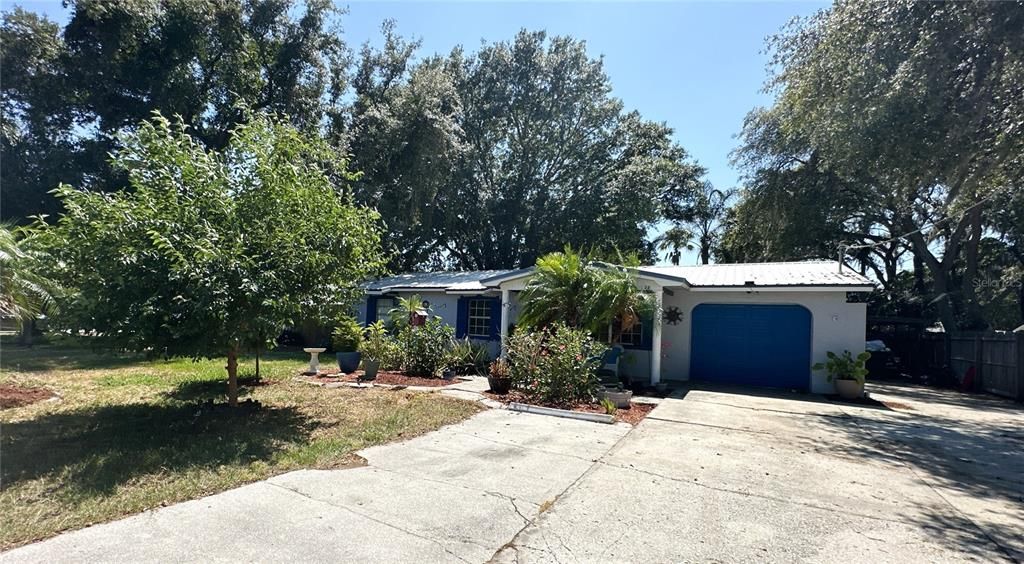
[362,359,380,380]
[835,379,864,400]
[336,351,361,374]
[601,388,633,408]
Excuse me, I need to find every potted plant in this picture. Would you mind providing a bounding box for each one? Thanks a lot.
[332,315,363,374]
[360,320,389,380]
[600,383,633,409]
[487,358,512,395]
[813,350,871,400]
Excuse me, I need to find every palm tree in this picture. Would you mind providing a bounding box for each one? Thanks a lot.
[388,294,428,328]
[654,227,695,266]
[691,182,737,264]
[0,223,56,343]
[519,247,656,343]
[518,247,596,329]
[588,252,657,342]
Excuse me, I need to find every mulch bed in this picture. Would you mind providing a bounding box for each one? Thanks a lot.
[0,384,57,409]
[482,390,655,425]
[306,369,454,388]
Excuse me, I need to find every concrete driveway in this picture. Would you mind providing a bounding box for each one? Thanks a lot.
[495,383,1023,563]
[3,383,1021,563]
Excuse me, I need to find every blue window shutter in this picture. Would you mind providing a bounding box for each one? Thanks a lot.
[365,296,378,325]
[455,297,469,338]
[488,298,501,341]
[639,316,653,351]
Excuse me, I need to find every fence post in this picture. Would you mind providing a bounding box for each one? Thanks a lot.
[1015,328,1024,402]
[974,333,984,392]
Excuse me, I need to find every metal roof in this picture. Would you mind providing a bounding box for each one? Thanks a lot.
[638,261,874,288]
[365,270,516,293]
[365,261,873,293]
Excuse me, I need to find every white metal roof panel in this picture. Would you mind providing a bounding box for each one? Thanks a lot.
[639,261,873,288]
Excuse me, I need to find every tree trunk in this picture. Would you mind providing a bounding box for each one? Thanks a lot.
[913,253,926,295]
[960,206,986,328]
[226,347,239,407]
[255,346,261,379]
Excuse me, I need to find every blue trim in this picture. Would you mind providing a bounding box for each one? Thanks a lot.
[455,297,469,338]
[616,316,652,351]
[365,296,379,325]
[488,298,501,341]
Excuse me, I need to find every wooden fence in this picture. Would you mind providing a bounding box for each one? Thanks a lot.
[921,330,1024,401]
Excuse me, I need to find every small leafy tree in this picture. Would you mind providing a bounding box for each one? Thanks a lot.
[42,112,386,406]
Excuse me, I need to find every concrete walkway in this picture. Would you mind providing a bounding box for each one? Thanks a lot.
[0,409,630,563]
[4,382,1021,563]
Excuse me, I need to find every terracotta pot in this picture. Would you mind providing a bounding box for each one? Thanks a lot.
[835,378,864,400]
[487,375,512,395]
[601,388,633,408]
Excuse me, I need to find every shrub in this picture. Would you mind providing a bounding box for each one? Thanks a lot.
[447,337,492,375]
[361,321,402,369]
[400,317,454,377]
[489,358,511,379]
[331,315,363,352]
[506,324,606,406]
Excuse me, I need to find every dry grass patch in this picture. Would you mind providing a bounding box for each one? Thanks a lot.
[0,344,483,549]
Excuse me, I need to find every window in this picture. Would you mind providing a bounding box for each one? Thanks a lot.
[375,298,395,323]
[607,318,643,347]
[618,321,643,347]
[468,299,492,338]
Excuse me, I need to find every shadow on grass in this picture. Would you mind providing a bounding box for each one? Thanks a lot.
[1,401,316,495]
[1,345,149,373]
[167,373,267,402]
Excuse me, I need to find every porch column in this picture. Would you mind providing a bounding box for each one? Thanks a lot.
[500,288,510,357]
[651,287,663,385]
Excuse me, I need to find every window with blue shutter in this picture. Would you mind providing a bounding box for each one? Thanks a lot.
[488,298,501,341]
[455,297,469,338]
[458,297,501,341]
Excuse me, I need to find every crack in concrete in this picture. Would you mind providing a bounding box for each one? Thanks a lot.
[266,481,479,564]
[486,418,640,563]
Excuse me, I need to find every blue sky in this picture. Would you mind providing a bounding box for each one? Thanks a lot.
[13,0,828,263]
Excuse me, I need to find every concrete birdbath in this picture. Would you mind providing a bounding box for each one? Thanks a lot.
[302,347,327,375]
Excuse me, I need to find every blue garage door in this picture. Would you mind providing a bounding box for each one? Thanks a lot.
[690,304,811,390]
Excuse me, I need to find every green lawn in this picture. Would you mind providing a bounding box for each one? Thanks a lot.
[0,343,483,549]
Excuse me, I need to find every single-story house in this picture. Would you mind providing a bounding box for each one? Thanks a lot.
[358,261,874,394]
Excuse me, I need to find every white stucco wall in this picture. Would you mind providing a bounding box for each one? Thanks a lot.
[358,291,504,358]
[659,290,867,393]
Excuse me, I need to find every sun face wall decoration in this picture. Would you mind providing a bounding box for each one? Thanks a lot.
[663,305,683,325]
